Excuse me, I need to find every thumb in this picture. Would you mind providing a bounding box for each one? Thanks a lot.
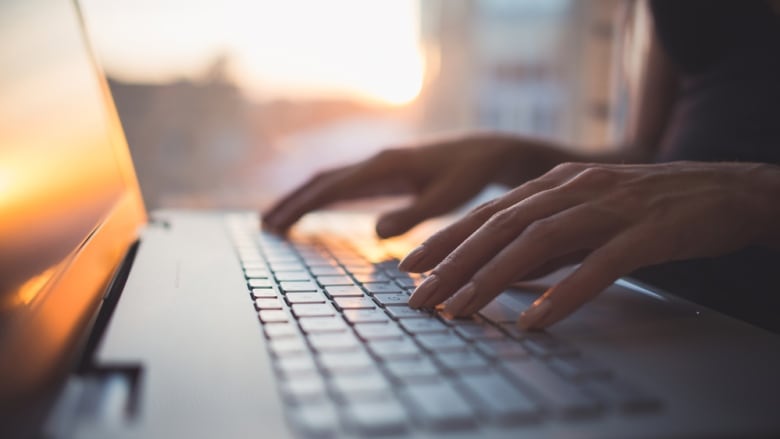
[375,165,488,239]
[375,205,430,239]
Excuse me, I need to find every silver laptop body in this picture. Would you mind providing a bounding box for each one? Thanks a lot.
[2,1,779,438]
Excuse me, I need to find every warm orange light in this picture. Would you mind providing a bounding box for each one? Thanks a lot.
[81,0,425,106]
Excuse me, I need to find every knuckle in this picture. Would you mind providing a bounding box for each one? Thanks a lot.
[523,217,559,241]
[469,199,500,223]
[549,161,580,175]
[573,166,618,186]
[373,147,407,164]
[486,208,518,232]
[309,169,333,183]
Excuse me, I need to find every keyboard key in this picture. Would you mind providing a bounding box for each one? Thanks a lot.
[319,351,375,373]
[394,277,420,288]
[259,310,289,323]
[275,271,311,281]
[385,306,431,319]
[330,372,391,399]
[308,333,361,352]
[302,257,338,268]
[353,323,405,340]
[289,403,339,438]
[269,338,309,356]
[299,317,348,333]
[434,350,490,372]
[343,309,391,324]
[457,372,542,424]
[285,292,327,304]
[343,263,376,274]
[248,278,273,288]
[254,298,283,310]
[310,266,346,276]
[384,358,440,382]
[479,299,517,324]
[280,376,327,402]
[244,269,271,279]
[316,275,354,286]
[375,260,402,272]
[415,333,469,352]
[275,356,318,376]
[352,272,389,283]
[280,281,319,293]
[454,324,506,341]
[251,287,278,299]
[242,262,267,270]
[549,356,612,381]
[499,323,527,340]
[270,262,306,272]
[344,399,408,436]
[239,254,263,264]
[268,262,306,273]
[399,319,448,334]
[373,294,410,307]
[264,323,300,338]
[477,340,529,359]
[333,297,376,310]
[500,359,602,418]
[363,282,403,295]
[324,285,365,298]
[291,303,337,318]
[402,382,477,430]
[368,339,422,360]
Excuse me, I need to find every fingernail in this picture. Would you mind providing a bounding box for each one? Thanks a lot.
[408,275,439,308]
[443,282,476,316]
[517,298,552,330]
[375,217,397,238]
[398,245,426,272]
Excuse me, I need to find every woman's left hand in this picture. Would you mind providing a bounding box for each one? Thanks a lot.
[399,161,780,330]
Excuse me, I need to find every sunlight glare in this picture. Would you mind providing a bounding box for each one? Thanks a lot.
[81,0,425,106]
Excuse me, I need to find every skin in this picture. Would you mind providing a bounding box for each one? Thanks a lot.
[399,161,780,329]
[262,27,780,329]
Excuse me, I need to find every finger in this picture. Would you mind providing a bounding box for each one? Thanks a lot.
[263,167,345,231]
[264,151,410,232]
[518,229,648,330]
[442,204,624,317]
[398,177,556,272]
[375,163,492,238]
[407,185,586,309]
[400,161,595,273]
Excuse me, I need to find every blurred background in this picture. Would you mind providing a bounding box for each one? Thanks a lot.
[79,0,638,210]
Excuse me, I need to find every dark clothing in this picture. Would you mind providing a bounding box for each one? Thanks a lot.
[632,1,780,333]
[650,0,780,164]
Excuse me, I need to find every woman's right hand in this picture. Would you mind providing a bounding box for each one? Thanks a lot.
[262,133,577,238]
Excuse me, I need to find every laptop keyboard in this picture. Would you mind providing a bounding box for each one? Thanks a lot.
[227,216,660,437]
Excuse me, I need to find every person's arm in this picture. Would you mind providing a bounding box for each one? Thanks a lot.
[264,19,681,236]
[401,161,780,330]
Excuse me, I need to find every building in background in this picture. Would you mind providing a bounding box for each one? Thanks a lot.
[418,0,621,148]
[98,0,626,210]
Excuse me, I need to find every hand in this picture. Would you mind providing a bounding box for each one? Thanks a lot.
[400,161,780,329]
[263,134,572,238]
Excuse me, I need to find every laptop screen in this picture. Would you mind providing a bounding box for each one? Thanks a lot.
[0,0,146,401]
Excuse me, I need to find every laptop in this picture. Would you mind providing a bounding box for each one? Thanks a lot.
[2,1,780,438]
